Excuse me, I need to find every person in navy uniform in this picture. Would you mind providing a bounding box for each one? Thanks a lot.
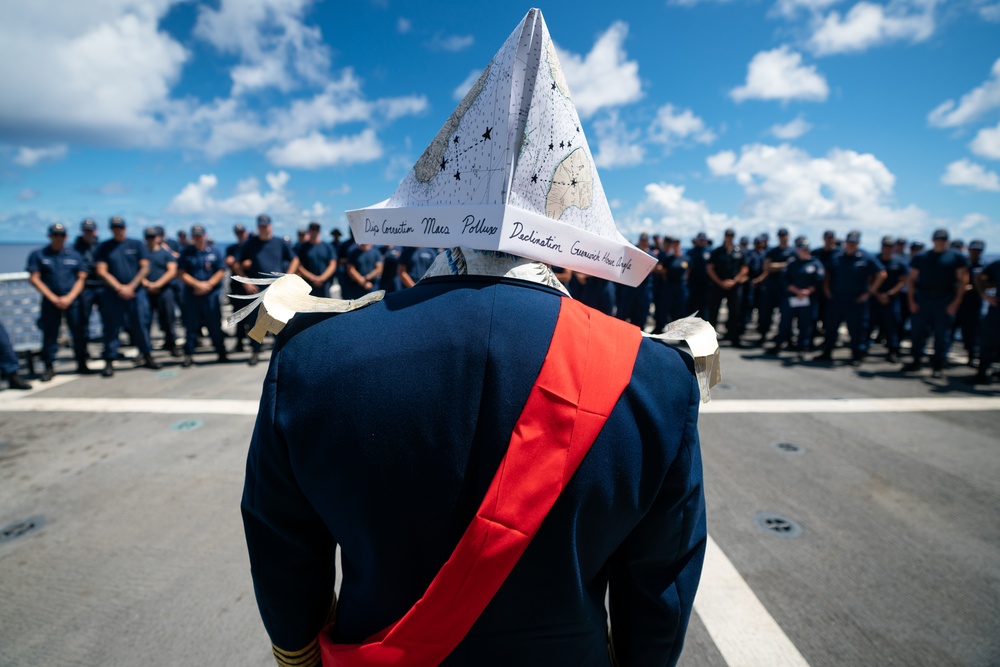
[902,229,969,378]
[652,236,689,333]
[767,236,824,358]
[239,214,300,365]
[341,242,383,300]
[26,223,89,380]
[706,228,748,346]
[809,230,838,347]
[177,225,228,367]
[399,246,440,288]
[685,232,712,317]
[758,228,795,342]
[295,222,338,297]
[378,245,403,294]
[816,230,886,366]
[141,227,180,357]
[226,223,251,352]
[739,235,760,333]
[616,233,655,328]
[970,256,1000,384]
[869,236,909,363]
[0,319,31,390]
[94,216,161,377]
[73,218,103,351]
[954,239,986,367]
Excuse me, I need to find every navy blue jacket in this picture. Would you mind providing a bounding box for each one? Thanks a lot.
[242,276,706,666]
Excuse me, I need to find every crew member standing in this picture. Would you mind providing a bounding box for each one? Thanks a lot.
[758,228,795,342]
[767,237,824,358]
[706,229,748,347]
[239,215,300,365]
[178,225,228,367]
[73,218,103,351]
[652,236,689,333]
[686,232,712,317]
[971,255,1000,384]
[0,319,31,390]
[902,229,969,378]
[26,223,89,379]
[295,222,338,297]
[955,239,986,366]
[225,223,251,352]
[341,242,383,300]
[142,227,180,356]
[816,231,886,366]
[616,233,655,328]
[869,236,908,363]
[94,216,161,377]
[399,246,439,288]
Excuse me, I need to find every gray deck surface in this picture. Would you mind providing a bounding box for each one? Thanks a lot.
[1,332,998,666]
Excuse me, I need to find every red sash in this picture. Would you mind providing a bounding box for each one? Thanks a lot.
[320,298,642,666]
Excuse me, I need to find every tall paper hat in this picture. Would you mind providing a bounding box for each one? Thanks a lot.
[346,8,656,287]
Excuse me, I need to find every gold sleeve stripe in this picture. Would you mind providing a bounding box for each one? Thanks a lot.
[272,639,320,667]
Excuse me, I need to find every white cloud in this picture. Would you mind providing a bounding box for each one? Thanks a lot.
[809,1,936,55]
[706,143,929,234]
[592,111,645,168]
[453,69,483,101]
[13,144,68,167]
[17,188,40,202]
[194,0,330,95]
[730,46,829,103]
[770,115,813,139]
[771,0,841,18]
[427,33,474,52]
[167,171,299,218]
[970,121,1000,159]
[0,4,186,146]
[556,21,642,118]
[266,129,383,169]
[628,182,738,240]
[928,57,1000,128]
[397,17,412,34]
[648,104,716,150]
[941,159,1000,191]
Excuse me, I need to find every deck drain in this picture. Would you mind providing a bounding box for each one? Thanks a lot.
[155,370,178,379]
[772,441,804,454]
[754,512,802,538]
[0,516,46,544]
[171,419,203,432]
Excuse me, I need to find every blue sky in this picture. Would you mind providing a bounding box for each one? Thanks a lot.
[1,0,998,251]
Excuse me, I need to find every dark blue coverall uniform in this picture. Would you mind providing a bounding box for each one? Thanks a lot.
[240,235,297,351]
[74,235,104,344]
[759,245,795,339]
[26,246,88,366]
[296,241,338,297]
[146,246,179,352]
[772,255,824,353]
[975,261,1000,380]
[341,246,384,300]
[706,245,747,344]
[908,249,968,370]
[821,250,885,361]
[955,255,985,363]
[686,246,712,317]
[868,253,908,358]
[95,238,153,360]
[654,252,689,333]
[178,244,227,357]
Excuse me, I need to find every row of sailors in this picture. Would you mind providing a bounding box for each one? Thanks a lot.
[4,216,998,388]
[0,215,441,387]
[592,227,998,383]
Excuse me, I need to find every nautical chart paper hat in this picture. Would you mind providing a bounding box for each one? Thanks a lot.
[346,8,656,287]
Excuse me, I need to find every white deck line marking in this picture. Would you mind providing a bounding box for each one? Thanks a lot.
[0,397,259,415]
[2,396,998,415]
[700,397,1000,413]
[694,535,811,667]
